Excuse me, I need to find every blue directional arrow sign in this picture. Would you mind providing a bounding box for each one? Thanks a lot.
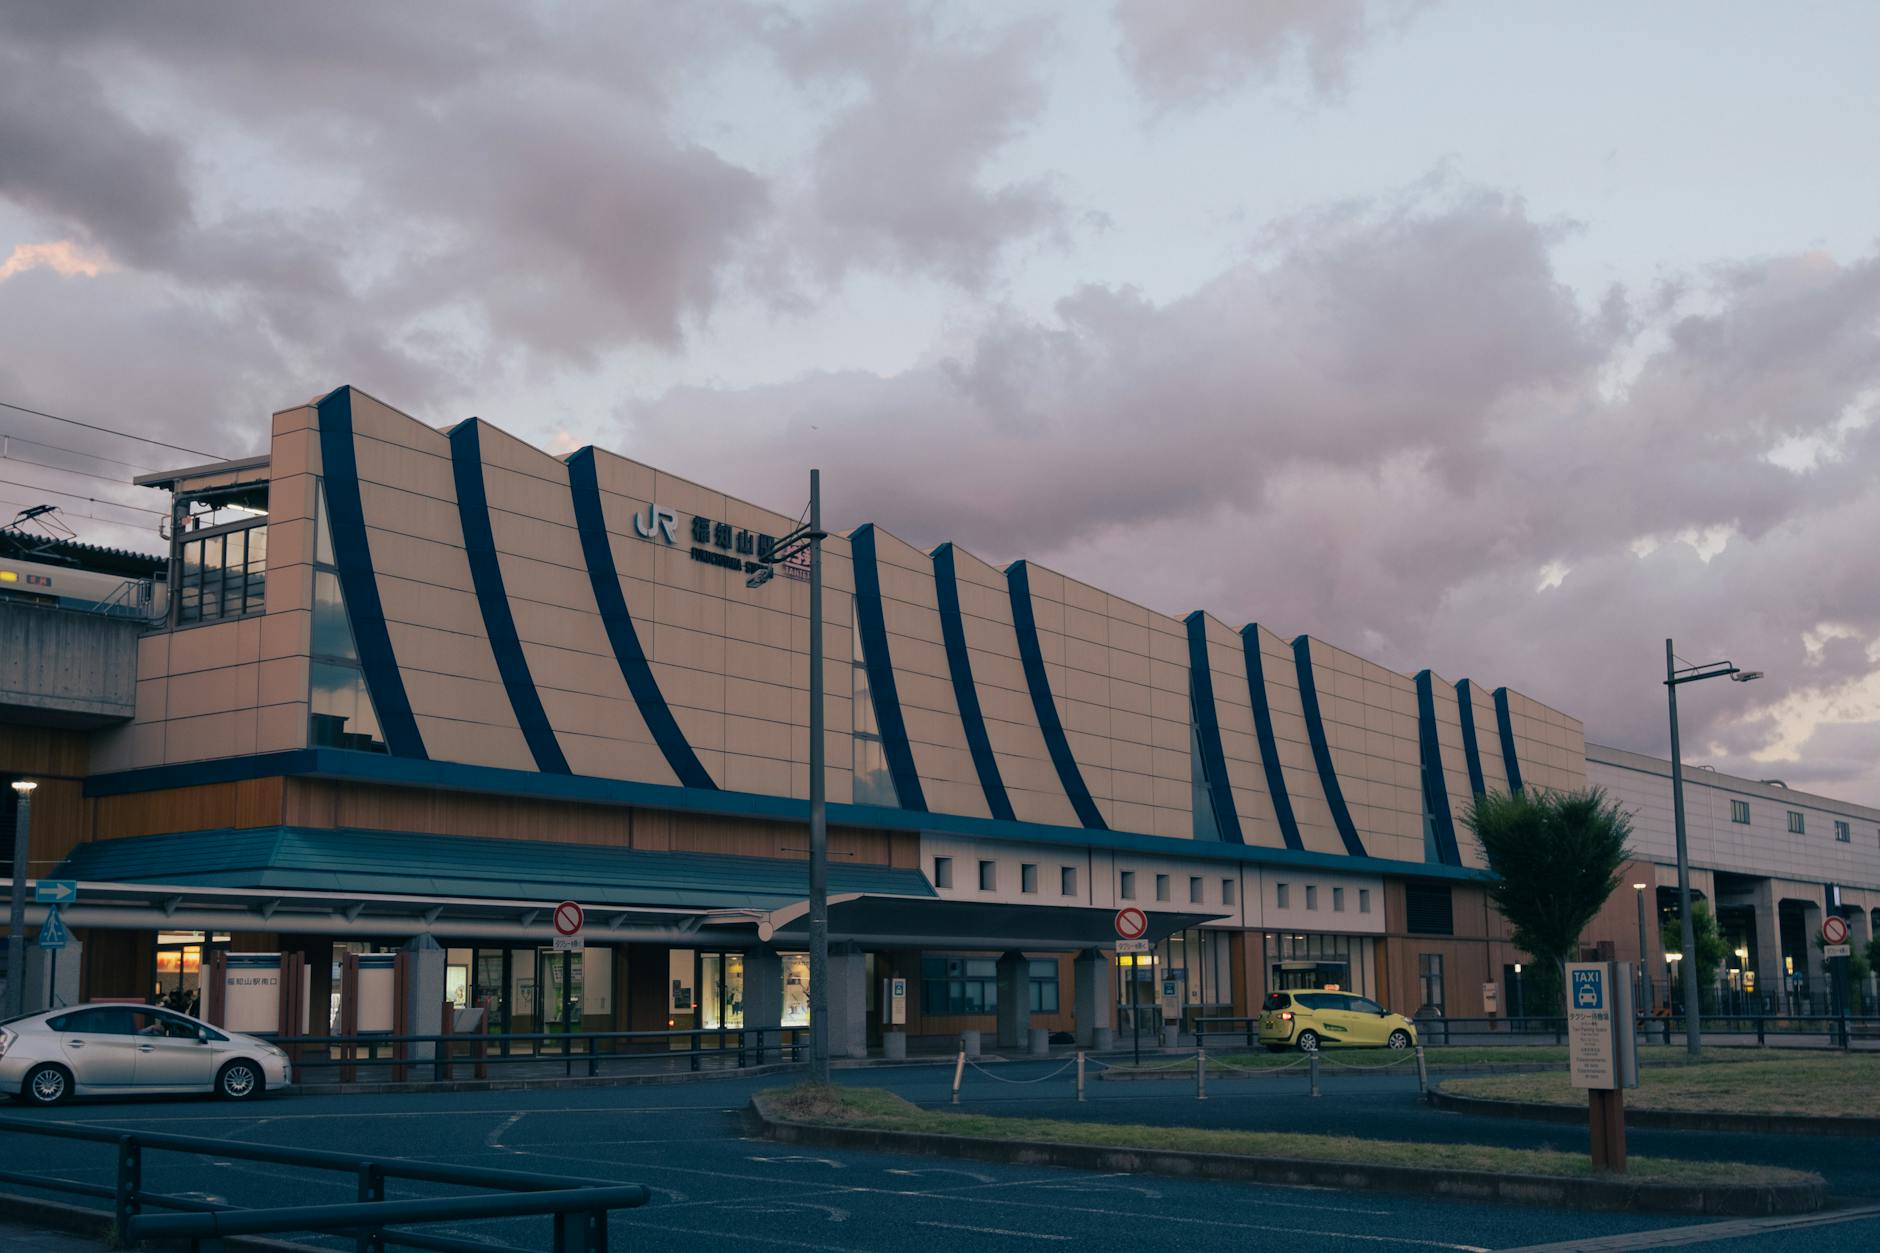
[33,881,77,905]
[37,906,69,951]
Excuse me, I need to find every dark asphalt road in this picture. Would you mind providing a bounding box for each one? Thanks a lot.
[0,1058,1873,1252]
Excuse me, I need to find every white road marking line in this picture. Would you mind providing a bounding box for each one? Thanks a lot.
[1498,1203,1880,1251]
[886,1167,997,1183]
[917,1220,1070,1241]
[725,1199,852,1223]
[747,1154,846,1168]
[484,1112,524,1151]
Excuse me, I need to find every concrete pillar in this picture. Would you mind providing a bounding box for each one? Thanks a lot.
[1750,881,1783,1008]
[995,951,1029,1050]
[402,935,445,1063]
[1073,948,1112,1047]
[824,943,869,1060]
[1799,901,1825,1000]
[742,947,783,1063]
[23,937,81,1013]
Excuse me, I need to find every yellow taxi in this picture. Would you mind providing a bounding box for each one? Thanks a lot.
[1257,990,1418,1053]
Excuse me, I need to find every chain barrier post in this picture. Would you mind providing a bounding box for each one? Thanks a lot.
[1308,1051,1320,1098]
[1076,1050,1086,1102]
[1195,1045,1207,1101]
[951,1049,965,1105]
[1415,1043,1428,1096]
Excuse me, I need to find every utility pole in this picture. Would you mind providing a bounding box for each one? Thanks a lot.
[6,780,36,1020]
[807,469,828,1083]
[1664,640,1761,1058]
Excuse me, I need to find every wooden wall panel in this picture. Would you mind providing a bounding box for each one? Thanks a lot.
[92,779,287,841]
[0,725,90,777]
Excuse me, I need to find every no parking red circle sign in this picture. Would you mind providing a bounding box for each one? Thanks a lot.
[554,900,584,937]
[1114,906,1148,940]
[1823,915,1849,946]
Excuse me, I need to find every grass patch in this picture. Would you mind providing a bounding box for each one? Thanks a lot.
[763,1084,1816,1188]
[1444,1053,1880,1117]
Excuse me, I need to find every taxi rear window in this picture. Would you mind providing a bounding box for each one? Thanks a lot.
[1262,993,1290,1011]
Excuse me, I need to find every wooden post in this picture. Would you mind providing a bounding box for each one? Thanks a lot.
[391,952,411,1083]
[203,951,228,1026]
[1588,1088,1627,1172]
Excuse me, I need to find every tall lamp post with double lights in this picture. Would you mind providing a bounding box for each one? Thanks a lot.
[748,472,830,1082]
[6,780,37,1020]
[1665,640,1761,1056]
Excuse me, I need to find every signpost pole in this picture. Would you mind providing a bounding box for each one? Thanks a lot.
[5,781,35,1020]
[807,468,829,1085]
[1131,957,1140,1067]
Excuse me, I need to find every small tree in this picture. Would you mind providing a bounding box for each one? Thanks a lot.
[1467,788,1634,1017]
[1661,902,1729,1011]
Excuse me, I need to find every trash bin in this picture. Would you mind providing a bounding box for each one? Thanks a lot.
[1029,1027,1050,1056]
[959,1029,981,1058]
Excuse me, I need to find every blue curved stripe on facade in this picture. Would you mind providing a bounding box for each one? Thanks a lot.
[1493,687,1524,793]
[1413,671,1461,866]
[849,526,927,812]
[1291,636,1368,858]
[448,421,570,775]
[314,386,428,760]
[931,544,1015,822]
[1239,626,1303,852]
[1006,562,1107,830]
[564,447,717,791]
[1455,678,1488,798]
[1184,613,1243,844]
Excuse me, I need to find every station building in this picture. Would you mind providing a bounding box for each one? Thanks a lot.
[5,384,1606,1050]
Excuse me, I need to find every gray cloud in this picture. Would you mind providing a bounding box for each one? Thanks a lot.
[624,183,1880,803]
[1112,0,1426,110]
[764,3,1065,289]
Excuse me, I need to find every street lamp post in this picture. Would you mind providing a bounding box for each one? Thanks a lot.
[1664,639,1762,1057]
[1633,883,1651,1014]
[6,780,37,1020]
[750,473,829,1082]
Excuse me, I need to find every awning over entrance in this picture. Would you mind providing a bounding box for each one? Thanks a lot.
[55,826,934,910]
[774,897,1229,951]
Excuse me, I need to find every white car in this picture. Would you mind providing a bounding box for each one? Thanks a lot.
[0,1004,292,1105]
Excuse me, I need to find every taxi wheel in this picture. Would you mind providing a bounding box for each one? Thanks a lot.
[216,1061,264,1101]
[1295,1030,1320,1054]
[1387,1030,1412,1050]
[23,1064,71,1106]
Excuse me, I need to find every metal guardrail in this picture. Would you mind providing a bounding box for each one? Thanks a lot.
[1197,1012,1880,1051]
[0,1113,649,1252]
[267,1024,810,1083]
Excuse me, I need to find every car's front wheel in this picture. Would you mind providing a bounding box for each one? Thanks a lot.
[22,1064,71,1106]
[216,1060,264,1101]
[1387,1029,1412,1050]
[1295,1030,1320,1054]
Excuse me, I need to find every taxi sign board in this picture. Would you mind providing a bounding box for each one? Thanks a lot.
[1567,961,1637,1090]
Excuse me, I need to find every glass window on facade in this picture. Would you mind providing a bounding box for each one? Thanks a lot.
[176,523,268,624]
[1730,800,1750,824]
[1189,876,1203,904]
[1222,878,1235,906]
[1275,882,1289,909]
[1263,931,1375,999]
[1060,865,1077,897]
[1332,886,1345,912]
[851,599,897,806]
[933,856,952,889]
[308,484,385,752]
[1787,810,1805,834]
[1305,885,1318,911]
[1155,873,1170,902]
[1028,958,1059,1012]
[922,956,997,1015]
[1021,863,1038,894]
[1119,870,1136,900]
[1835,820,1851,842]
[978,860,997,891]
[1359,888,1371,914]
[782,953,810,1026]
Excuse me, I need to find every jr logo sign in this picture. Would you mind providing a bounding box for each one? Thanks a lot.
[1572,968,1604,1010]
[634,503,679,544]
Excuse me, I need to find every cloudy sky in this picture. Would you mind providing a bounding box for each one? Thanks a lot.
[3,1,1879,802]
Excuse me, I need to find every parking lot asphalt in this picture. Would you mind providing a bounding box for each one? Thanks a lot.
[0,1059,1875,1252]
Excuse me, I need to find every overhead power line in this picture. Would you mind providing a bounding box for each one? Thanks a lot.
[0,398,230,463]
[0,430,160,476]
[0,476,167,519]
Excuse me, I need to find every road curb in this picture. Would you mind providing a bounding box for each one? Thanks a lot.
[1098,1061,1559,1081]
[298,1059,803,1096]
[748,1095,1825,1216]
[1428,1085,1880,1137]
